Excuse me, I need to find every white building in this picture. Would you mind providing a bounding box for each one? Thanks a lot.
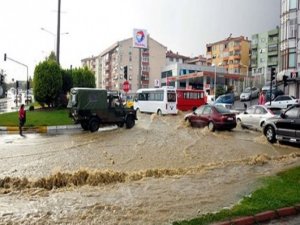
[280,0,300,97]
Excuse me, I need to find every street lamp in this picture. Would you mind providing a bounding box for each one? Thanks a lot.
[212,62,222,101]
[240,63,252,105]
[40,27,69,60]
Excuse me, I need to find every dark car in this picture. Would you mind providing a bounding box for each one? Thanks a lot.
[215,93,235,105]
[184,104,237,131]
[263,88,284,102]
[263,104,300,144]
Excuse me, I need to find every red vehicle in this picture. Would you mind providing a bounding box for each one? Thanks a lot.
[176,89,206,111]
[184,104,237,131]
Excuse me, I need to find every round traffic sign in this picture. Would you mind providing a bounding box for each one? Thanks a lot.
[123,80,130,93]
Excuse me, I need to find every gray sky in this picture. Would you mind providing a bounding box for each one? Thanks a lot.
[0,0,280,81]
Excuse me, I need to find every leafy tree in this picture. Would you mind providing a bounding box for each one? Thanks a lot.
[47,51,57,62]
[216,85,226,99]
[61,69,73,94]
[72,67,95,88]
[33,60,62,107]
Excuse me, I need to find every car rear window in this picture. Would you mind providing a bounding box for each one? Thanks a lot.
[215,105,231,113]
[268,107,283,115]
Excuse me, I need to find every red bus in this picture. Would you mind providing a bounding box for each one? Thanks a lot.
[176,89,206,111]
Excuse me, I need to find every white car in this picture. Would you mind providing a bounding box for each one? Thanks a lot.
[236,105,282,130]
[240,87,260,101]
[265,95,299,109]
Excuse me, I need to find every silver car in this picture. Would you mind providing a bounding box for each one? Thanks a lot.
[236,105,282,130]
[240,87,260,101]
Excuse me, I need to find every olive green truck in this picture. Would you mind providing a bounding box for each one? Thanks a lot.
[68,88,137,132]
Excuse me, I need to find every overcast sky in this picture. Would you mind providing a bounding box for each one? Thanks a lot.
[0,0,280,81]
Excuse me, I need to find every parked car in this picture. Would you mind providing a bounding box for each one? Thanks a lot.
[236,105,282,130]
[215,93,235,105]
[263,104,300,144]
[240,87,260,101]
[263,88,284,102]
[184,104,237,131]
[262,81,276,92]
[265,95,299,109]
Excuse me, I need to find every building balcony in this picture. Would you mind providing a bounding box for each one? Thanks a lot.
[233,55,241,60]
[142,71,149,75]
[268,50,278,56]
[268,39,279,45]
[251,43,258,49]
[267,60,278,66]
[141,80,149,86]
[142,52,149,56]
[233,45,241,51]
[251,54,257,59]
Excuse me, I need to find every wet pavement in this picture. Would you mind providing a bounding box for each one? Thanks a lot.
[0,111,299,224]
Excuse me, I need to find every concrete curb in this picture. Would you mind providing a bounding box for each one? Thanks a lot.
[0,124,81,134]
[212,205,300,225]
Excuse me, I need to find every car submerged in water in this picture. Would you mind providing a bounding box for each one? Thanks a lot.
[184,104,237,131]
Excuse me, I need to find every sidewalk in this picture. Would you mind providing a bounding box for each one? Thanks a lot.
[0,124,81,134]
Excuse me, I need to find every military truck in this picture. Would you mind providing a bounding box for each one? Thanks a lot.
[68,88,137,132]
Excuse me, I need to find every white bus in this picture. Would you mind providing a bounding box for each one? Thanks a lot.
[133,86,177,115]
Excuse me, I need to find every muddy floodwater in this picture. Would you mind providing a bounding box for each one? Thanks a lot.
[0,112,300,225]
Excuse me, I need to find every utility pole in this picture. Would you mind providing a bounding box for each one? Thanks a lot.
[56,0,61,65]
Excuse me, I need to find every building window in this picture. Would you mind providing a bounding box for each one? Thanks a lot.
[288,18,297,38]
[289,0,297,9]
[288,48,296,68]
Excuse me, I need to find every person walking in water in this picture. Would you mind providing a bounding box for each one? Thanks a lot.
[19,104,26,136]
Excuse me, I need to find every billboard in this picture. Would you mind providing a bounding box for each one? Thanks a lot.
[133,29,148,49]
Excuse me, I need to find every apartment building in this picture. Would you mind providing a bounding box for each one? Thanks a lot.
[280,0,300,97]
[98,37,167,94]
[166,50,190,65]
[206,36,251,76]
[251,28,280,83]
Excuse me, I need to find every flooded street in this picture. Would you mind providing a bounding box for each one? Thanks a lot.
[0,112,300,225]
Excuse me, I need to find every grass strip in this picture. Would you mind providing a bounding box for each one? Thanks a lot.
[0,109,74,127]
[173,166,300,225]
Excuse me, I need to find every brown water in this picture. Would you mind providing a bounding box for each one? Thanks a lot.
[0,112,299,225]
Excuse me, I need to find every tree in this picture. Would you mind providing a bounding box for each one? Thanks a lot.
[215,85,226,99]
[33,59,62,107]
[72,67,95,88]
[61,69,73,94]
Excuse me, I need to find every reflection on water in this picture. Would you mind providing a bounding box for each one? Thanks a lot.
[0,112,300,224]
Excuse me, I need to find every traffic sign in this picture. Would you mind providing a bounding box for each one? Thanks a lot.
[123,80,130,93]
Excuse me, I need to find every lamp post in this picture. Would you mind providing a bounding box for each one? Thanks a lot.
[41,27,69,59]
[212,63,222,101]
[240,63,251,105]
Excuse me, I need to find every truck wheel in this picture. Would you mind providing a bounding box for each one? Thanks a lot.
[126,116,135,129]
[80,121,89,130]
[89,118,100,132]
[157,109,163,116]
